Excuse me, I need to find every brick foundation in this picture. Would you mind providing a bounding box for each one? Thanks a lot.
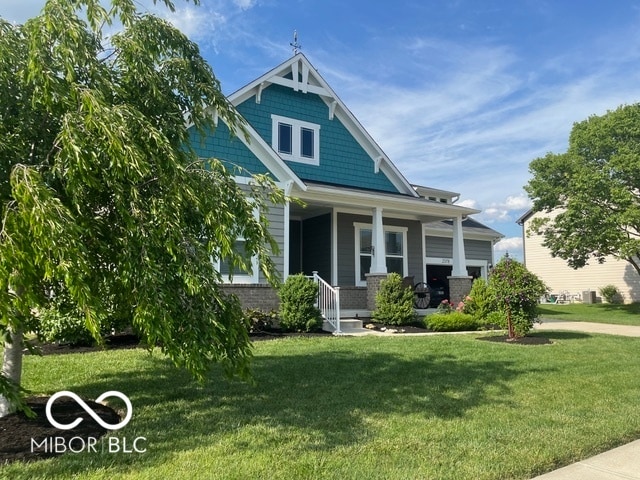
[339,286,367,310]
[221,284,280,311]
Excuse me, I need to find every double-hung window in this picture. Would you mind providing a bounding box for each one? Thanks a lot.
[354,223,408,286]
[215,206,260,284]
[271,114,320,165]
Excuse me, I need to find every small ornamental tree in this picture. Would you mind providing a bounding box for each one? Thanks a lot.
[489,255,548,339]
[372,273,416,326]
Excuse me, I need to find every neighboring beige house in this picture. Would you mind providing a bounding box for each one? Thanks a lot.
[518,209,640,303]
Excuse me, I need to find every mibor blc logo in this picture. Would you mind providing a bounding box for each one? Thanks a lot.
[46,391,133,430]
[31,390,146,454]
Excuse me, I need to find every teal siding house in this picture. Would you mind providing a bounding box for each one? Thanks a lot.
[192,54,502,316]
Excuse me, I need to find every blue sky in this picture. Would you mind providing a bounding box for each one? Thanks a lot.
[5,1,640,260]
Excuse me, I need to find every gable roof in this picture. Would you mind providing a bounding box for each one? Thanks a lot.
[228,53,419,197]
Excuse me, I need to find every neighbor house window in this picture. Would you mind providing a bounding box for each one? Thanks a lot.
[354,223,409,286]
[271,114,320,165]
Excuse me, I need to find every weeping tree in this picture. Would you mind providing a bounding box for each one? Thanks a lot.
[0,0,286,416]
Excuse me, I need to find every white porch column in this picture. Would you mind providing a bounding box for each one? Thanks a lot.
[371,207,387,274]
[451,215,467,276]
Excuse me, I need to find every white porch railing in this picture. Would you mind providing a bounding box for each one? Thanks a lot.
[310,271,341,334]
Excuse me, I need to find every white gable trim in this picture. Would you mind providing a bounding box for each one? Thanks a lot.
[228,54,418,197]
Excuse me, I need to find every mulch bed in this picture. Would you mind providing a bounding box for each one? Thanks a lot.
[477,335,554,345]
[0,396,121,464]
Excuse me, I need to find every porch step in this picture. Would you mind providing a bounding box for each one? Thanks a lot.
[322,318,362,333]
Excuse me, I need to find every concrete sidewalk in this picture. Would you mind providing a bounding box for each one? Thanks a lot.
[531,439,640,479]
[533,318,640,337]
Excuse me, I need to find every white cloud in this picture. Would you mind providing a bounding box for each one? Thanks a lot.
[494,237,524,261]
[464,193,531,225]
[233,0,257,11]
[495,237,523,252]
[456,198,477,209]
[157,4,227,40]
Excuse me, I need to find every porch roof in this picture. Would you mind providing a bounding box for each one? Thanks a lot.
[293,181,479,222]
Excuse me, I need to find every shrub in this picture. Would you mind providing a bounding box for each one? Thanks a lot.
[463,278,497,323]
[489,255,548,338]
[483,311,505,329]
[36,291,131,346]
[425,312,478,332]
[599,285,622,304]
[278,274,323,332]
[244,309,278,333]
[38,307,96,346]
[372,273,416,326]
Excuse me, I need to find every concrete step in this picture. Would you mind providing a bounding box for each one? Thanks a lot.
[322,318,362,333]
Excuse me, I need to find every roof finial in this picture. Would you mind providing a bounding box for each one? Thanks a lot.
[290,30,302,55]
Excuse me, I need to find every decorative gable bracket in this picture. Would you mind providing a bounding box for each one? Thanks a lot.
[374,156,384,174]
[329,101,338,120]
[254,57,331,103]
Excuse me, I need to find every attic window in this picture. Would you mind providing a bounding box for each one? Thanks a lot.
[271,114,320,165]
[278,123,293,155]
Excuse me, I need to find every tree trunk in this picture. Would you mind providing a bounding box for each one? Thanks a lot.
[0,325,24,417]
[506,307,516,340]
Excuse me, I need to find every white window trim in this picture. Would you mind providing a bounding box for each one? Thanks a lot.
[215,206,260,284]
[271,114,320,166]
[354,222,409,286]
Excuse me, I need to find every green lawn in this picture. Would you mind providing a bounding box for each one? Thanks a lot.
[2,333,640,479]
[538,302,640,325]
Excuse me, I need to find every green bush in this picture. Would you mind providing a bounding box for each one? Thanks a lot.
[372,273,416,325]
[278,274,323,332]
[599,284,622,304]
[38,307,96,346]
[425,312,478,332]
[36,291,132,346]
[463,278,497,323]
[483,311,505,329]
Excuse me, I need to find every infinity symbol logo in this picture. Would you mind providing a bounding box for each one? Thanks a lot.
[46,391,133,431]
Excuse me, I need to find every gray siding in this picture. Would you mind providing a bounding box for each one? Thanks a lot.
[260,201,286,283]
[426,236,452,258]
[336,212,423,286]
[426,236,493,263]
[465,239,493,263]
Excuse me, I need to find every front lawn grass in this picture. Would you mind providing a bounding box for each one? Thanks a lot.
[538,302,640,325]
[2,333,640,479]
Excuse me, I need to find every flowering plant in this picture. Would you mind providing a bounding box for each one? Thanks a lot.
[436,299,466,314]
